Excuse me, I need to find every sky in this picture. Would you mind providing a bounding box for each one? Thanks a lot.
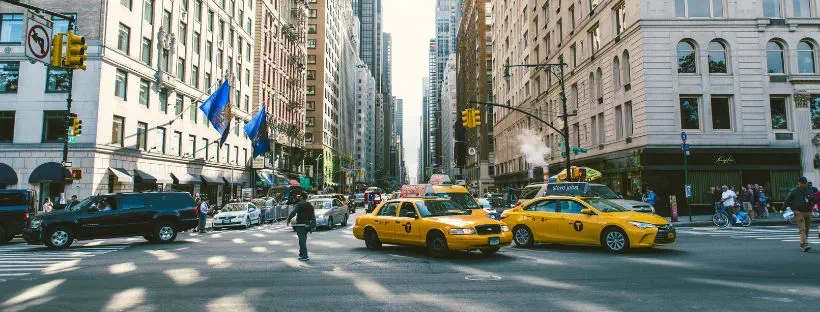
[383,0,436,184]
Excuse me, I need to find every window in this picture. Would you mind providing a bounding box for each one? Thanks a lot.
[159,88,168,113]
[234,146,239,164]
[530,200,559,212]
[202,138,209,159]
[217,49,223,68]
[794,0,812,17]
[115,69,128,100]
[308,9,317,18]
[189,135,196,158]
[624,101,634,137]
[615,105,624,139]
[570,44,577,68]
[612,57,621,88]
[225,145,230,163]
[377,203,398,216]
[173,131,182,156]
[175,96,183,115]
[614,3,626,35]
[308,24,317,34]
[52,14,76,34]
[155,127,166,153]
[676,0,725,17]
[680,96,701,129]
[306,117,315,127]
[143,0,154,24]
[189,101,198,122]
[246,43,251,61]
[812,95,820,129]
[177,57,186,81]
[711,96,732,130]
[137,122,148,150]
[192,65,199,88]
[308,39,317,49]
[43,111,68,142]
[0,111,15,142]
[763,0,782,17]
[205,41,212,61]
[194,0,202,22]
[307,85,316,95]
[677,41,697,74]
[141,37,152,64]
[595,68,603,101]
[112,116,125,146]
[305,132,313,142]
[204,73,211,91]
[767,41,786,74]
[0,14,24,44]
[162,10,171,31]
[306,101,315,111]
[569,5,576,29]
[139,79,150,107]
[307,55,317,64]
[245,69,250,86]
[208,10,214,31]
[770,96,789,130]
[121,0,132,10]
[708,40,728,74]
[588,25,600,54]
[622,50,631,87]
[46,68,71,93]
[161,49,170,71]
[219,20,225,40]
[797,40,816,74]
[118,23,130,53]
[179,23,187,46]
[597,113,605,144]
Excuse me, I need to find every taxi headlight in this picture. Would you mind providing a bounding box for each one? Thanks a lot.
[501,225,510,232]
[628,221,656,229]
[448,228,476,235]
[30,219,42,228]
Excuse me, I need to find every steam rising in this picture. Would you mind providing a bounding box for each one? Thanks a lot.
[517,129,551,167]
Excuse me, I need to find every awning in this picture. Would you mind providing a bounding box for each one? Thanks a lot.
[107,168,133,183]
[29,162,71,183]
[200,174,221,184]
[134,169,172,184]
[171,172,202,184]
[221,177,231,184]
[0,162,18,185]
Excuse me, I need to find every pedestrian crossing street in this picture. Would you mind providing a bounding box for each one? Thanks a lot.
[0,241,133,279]
[677,225,820,243]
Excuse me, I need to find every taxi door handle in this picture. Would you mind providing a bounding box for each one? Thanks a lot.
[395,221,401,224]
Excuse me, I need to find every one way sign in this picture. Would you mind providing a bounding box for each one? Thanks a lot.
[25,11,53,65]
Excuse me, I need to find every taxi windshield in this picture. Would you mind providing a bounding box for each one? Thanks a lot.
[415,200,470,217]
[435,193,480,209]
[584,198,627,213]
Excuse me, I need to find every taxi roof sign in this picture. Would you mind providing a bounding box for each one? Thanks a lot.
[428,174,452,185]
[545,182,590,196]
[400,184,434,198]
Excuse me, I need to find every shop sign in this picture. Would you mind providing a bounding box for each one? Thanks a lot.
[713,155,736,165]
[252,157,265,169]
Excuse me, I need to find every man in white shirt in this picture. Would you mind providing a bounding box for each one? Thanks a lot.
[198,199,209,233]
[721,185,737,224]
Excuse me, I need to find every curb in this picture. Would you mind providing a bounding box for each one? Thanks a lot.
[669,219,820,227]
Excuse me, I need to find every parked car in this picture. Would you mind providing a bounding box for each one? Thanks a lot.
[0,190,38,244]
[212,202,262,230]
[23,192,198,249]
[251,198,275,223]
[518,183,655,213]
[312,194,354,213]
[308,198,349,229]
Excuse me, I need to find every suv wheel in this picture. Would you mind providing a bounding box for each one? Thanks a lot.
[154,222,178,243]
[45,226,74,249]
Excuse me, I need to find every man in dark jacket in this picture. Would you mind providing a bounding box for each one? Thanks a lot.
[784,177,813,252]
[287,192,315,261]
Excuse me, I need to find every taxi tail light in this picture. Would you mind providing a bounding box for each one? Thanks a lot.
[499,214,508,220]
[24,211,30,221]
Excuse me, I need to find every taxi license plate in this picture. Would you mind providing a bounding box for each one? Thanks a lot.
[489,237,500,246]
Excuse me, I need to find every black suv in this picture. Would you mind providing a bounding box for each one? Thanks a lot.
[0,190,37,244]
[23,192,199,249]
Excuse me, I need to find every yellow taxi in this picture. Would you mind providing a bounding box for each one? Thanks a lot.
[500,182,675,253]
[353,197,512,257]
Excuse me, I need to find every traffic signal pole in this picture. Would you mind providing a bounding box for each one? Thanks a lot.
[63,69,74,165]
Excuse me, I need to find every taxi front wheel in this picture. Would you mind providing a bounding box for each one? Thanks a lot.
[364,228,382,250]
[427,232,450,258]
[602,228,630,253]
[513,225,534,248]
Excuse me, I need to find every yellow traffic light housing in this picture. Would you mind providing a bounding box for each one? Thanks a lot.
[51,33,64,67]
[65,31,87,71]
[472,109,481,127]
[461,109,473,128]
[71,114,82,136]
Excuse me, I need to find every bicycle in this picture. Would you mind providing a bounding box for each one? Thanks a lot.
[712,205,730,228]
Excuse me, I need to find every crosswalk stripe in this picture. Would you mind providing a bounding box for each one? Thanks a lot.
[0,240,133,280]
[677,226,818,245]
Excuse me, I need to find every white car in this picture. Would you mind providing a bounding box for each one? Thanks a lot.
[308,198,349,229]
[212,202,261,230]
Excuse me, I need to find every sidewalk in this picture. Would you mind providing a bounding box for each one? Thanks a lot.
[665,212,819,227]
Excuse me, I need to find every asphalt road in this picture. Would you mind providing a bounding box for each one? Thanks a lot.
[1,211,818,312]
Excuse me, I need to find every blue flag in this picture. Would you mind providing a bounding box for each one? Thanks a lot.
[244,106,270,158]
[199,80,232,145]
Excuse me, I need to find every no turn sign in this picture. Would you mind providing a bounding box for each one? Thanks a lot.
[25,11,53,65]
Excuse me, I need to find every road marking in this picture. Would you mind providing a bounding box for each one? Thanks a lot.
[0,242,132,280]
[678,226,818,243]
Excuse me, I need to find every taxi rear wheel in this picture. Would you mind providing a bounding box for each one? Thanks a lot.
[513,225,534,248]
[602,228,629,253]
[427,232,449,258]
[364,228,382,250]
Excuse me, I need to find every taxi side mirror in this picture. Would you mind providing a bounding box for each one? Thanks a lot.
[581,208,594,215]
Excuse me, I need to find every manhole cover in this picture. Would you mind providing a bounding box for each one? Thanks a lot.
[464,275,502,281]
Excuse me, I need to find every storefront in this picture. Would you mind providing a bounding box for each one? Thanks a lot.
[170,172,200,195]
[107,167,133,193]
[28,162,71,206]
[0,162,18,189]
[199,174,222,202]
[133,169,170,192]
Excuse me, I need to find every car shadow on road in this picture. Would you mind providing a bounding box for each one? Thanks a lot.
[521,244,689,256]
[348,245,520,263]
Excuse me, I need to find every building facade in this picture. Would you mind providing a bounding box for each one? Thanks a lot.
[355,64,376,185]
[440,54,458,178]
[0,0,255,206]
[491,0,820,216]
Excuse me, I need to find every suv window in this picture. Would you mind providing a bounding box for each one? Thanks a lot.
[119,194,146,210]
[521,185,543,200]
[0,193,25,206]
[377,202,398,216]
[149,193,194,210]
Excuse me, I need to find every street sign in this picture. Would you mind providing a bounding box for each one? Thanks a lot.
[685,184,693,198]
[467,147,477,156]
[62,161,72,167]
[680,131,687,143]
[25,11,53,65]
[251,157,264,169]
[680,143,690,152]
[527,169,534,179]
[67,137,76,143]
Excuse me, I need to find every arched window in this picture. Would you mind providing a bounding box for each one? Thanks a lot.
[612,56,621,89]
[622,50,631,86]
[767,40,786,74]
[588,72,595,102]
[677,41,697,73]
[708,40,728,74]
[595,68,603,102]
[797,40,816,74]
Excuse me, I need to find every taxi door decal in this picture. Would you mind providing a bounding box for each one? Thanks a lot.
[573,221,584,232]
[403,222,412,233]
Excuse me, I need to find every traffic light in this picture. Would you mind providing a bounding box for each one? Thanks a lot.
[71,169,82,180]
[472,109,481,127]
[71,114,82,136]
[64,31,88,71]
[51,33,64,67]
[461,109,474,128]
[570,167,587,181]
